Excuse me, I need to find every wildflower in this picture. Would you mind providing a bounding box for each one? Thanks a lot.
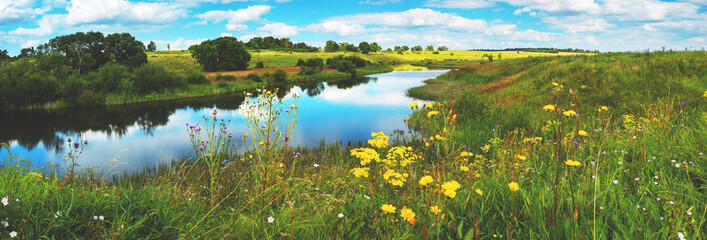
[1,197,7,206]
[400,206,415,222]
[267,216,275,223]
[460,166,469,172]
[338,213,344,218]
[430,206,441,214]
[516,155,527,161]
[99,215,104,220]
[598,106,609,112]
[578,130,588,136]
[381,204,396,213]
[2,221,7,227]
[425,103,433,108]
[565,159,581,167]
[351,168,370,178]
[427,111,440,117]
[93,216,98,220]
[443,190,457,198]
[442,180,461,198]
[475,189,483,196]
[368,132,389,149]
[409,102,418,108]
[678,232,686,240]
[543,105,555,111]
[313,164,320,167]
[419,176,433,187]
[460,151,473,157]
[55,211,61,218]
[508,182,520,192]
[363,195,370,200]
[9,231,17,238]
[563,110,577,117]
[613,180,618,184]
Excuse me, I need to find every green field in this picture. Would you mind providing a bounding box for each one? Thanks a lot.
[1,51,705,239]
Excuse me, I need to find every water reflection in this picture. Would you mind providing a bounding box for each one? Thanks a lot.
[0,70,447,173]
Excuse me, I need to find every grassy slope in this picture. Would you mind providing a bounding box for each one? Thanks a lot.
[2,51,705,239]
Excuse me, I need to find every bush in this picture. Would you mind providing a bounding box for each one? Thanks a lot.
[255,61,265,69]
[215,74,237,81]
[217,80,229,88]
[273,69,287,83]
[300,58,324,75]
[188,37,251,71]
[133,64,182,94]
[186,71,208,84]
[295,59,305,67]
[95,63,131,93]
[245,73,262,82]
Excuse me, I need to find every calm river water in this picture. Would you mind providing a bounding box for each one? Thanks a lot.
[0,70,447,174]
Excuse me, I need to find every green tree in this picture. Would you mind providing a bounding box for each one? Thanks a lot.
[358,42,372,54]
[188,37,251,71]
[426,45,435,51]
[437,46,448,51]
[40,31,107,74]
[325,40,339,51]
[482,53,494,62]
[401,46,409,51]
[146,41,157,52]
[104,33,148,69]
[133,63,181,93]
[370,42,382,52]
[273,68,288,83]
[16,47,36,58]
[411,46,423,51]
[0,49,10,60]
[336,60,356,78]
[299,58,324,75]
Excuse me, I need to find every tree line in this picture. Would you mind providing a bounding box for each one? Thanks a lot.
[469,48,599,53]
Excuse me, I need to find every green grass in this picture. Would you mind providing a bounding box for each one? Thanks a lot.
[2,51,705,239]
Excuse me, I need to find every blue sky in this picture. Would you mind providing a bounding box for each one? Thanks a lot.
[1,0,705,55]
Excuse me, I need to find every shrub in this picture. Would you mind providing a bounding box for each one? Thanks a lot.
[217,80,229,88]
[255,61,265,69]
[273,69,288,83]
[245,73,262,82]
[188,37,250,71]
[186,71,208,84]
[133,64,181,94]
[215,74,237,81]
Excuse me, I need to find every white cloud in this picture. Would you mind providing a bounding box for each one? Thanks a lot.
[510,29,553,41]
[585,36,598,45]
[20,39,40,48]
[65,0,186,25]
[513,7,531,15]
[484,24,516,35]
[688,37,704,43]
[600,0,699,21]
[9,13,63,35]
[424,0,494,9]
[504,0,601,14]
[308,21,366,36]
[153,37,208,51]
[196,5,271,31]
[545,17,615,33]
[257,22,298,37]
[220,32,233,37]
[0,0,56,25]
[359,0,402,4]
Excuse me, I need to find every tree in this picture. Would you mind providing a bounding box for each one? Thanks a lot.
[437,46,448,51]
[411,46,423,51]
[146,41,157,52]
[104,33,148,68]
[273,68,288,83]
[358,41,371,54]
[370,42,382,52]
[16,47,36,58]
[426,45,435,51]
[336,60,356,78]
[167,44,171,51]
[325,40,339,51]
[482,53,494,62]
[0,50,10,60]
[497,53,502,60]
[299,58,324,75]
[188,37,251,71]
[401,46,409,51]
[40,31,107,74]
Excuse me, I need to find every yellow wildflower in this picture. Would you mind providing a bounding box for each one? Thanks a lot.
[381,204,396,213]
[409,102,418,108]
[425,103,433,108]
[460,151,473,157]
[427,111,440,117]
[543,105,555,112]
[430,206,441,215]
[578,130,588,137]
[419,175,433,187]
[516,155,527,161]
[552,82,559,87]
[565,160,581,167]
[480,145,490,152]
[351,168,370,177]
[350,148,380,166]
[443,190,457,198]
[508,182,520,192]
[441,180,461,192]
[368,132,389,149]
[475,173,481,178]
[563,110,577,117]
[460,166,469,172]
[703,90,707,97]
[475,189,483,196]
[434,135,444,141]
[400,206,416,222]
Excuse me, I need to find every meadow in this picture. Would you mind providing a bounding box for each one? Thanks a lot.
[1,50,705,239]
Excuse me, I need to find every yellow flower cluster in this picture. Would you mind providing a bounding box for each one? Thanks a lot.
[409,102,418,108]
[400,206,416,224]
[460,151,473,157]
[475,189,483,196]
[703,89,707,97]
[381,204,396,213]
[543,104,555,111]
[368,132,389,149]
[563,110,577,117]
[598,106,609,112]
[383,169,408,186]
[351,167,370,177]
[28,172,43,179]
[430,206,441,214]
[427,111,440,118]
[578,130,588,137]
[425,103,433,108]
[460,166,470,172]
[516,155,527,161]
[441,180,461,198]
[419,175,433,187]
[383,146,418,168]
[350,148,380,166]
[508,182,520,192]
[565,159,581,167]
[480,144,491,152]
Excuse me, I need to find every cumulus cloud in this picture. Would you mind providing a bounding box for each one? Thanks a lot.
[545,17,615,33]
[307,21,366,36]
[359,0,402,4]
[9,14,63,36]
[0,0,60,26]
[601,0,698,21]
[152,37,208,51]
[196,5,271,31]
[688,37,704,43]
[257,22,298,37]
[64,0,186,25]
[424,0,494,9]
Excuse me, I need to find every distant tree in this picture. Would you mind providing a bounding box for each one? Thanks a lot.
[16,47,36,58]
[411,46,423,51]
[394,46,402,52]
[385,48,392,52]
[167,44,171,51]
[370,42,382,52]
[255,61,265,68]
[0,49,10,60]
[188,37,251,71]
[133,63,181,93]
[40,31,107,74]
[325,40,339,51]
[104,33,148,68]
[401,46,409,51]
[497,53,502,60]
[296,59,306,67]
[339,42,357,52]
[437,46,448,51]
[146,41,157,52]
[358,41,371,54]
[273,68,288,83]
[482,53,494,62]
[426,45,434,51]
[299,58,324,75]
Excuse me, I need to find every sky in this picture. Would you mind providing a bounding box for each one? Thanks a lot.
[0,0,705,55]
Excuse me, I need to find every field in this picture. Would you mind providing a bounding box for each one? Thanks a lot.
[1,51,705,239]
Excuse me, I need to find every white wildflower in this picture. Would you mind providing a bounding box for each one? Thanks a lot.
[267,216,275,223]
